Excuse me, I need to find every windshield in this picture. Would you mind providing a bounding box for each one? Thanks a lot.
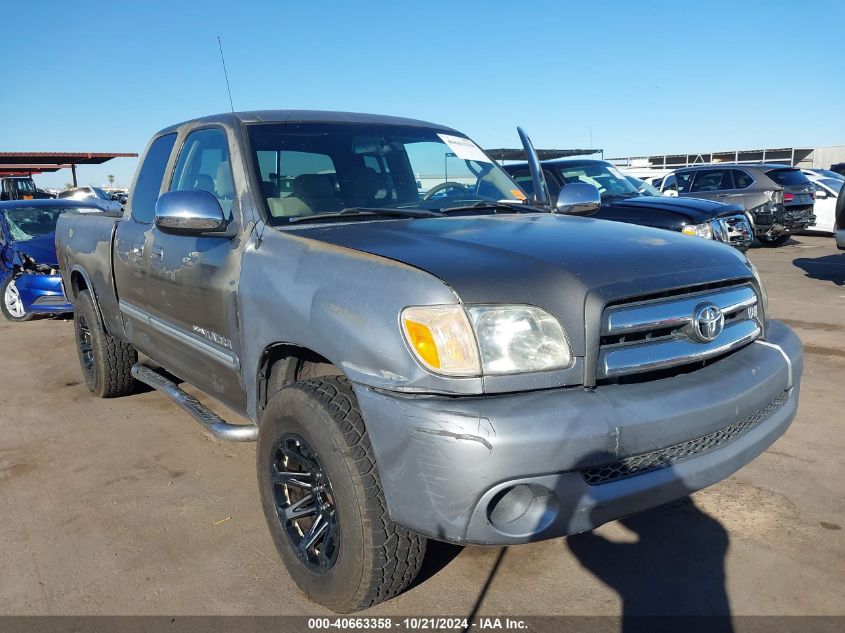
[625,175,661,196]
[820,178,844,193]
[4,207,67,241]
[552,162,641,200]
[12,178,37,193]
[766,168,811,187]
[247,122,525,223]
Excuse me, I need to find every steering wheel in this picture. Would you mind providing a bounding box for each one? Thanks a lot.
[423,181,469,200]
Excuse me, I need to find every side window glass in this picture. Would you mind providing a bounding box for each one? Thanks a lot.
[732,170,754,189]
[676,172,694,194]
[690,170,728,193]
[131,133,177,224]
[170,128,236,220]
[511,171,534,196]
[663,174,677,191]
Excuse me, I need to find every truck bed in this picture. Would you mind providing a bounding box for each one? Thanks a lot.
[55,211,124,336]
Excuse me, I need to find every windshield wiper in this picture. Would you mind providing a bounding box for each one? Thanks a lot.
[287,207,440,224]
[439,200,550,215]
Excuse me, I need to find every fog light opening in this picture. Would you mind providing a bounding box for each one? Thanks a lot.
[486,483,560,538]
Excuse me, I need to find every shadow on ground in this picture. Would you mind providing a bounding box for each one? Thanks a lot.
[793,253,845,285]
[567,497,732,628]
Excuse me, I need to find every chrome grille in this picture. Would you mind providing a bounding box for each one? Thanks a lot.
[580,390,789,485]
[712,214,752,247]
[598,283,762,379]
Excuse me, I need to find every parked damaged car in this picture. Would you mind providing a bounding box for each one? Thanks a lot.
[503,159,753,250]
[659,164,817,247]
[1,199,100,321]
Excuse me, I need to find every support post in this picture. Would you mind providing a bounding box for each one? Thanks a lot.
[71,163,78,187]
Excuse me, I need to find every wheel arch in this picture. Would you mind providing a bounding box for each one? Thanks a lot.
[256,342,343,419]
[67,266,109,332]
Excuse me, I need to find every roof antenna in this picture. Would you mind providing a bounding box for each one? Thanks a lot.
[217,35,235,112]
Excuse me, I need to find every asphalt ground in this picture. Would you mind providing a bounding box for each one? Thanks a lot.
[0,234,842,621]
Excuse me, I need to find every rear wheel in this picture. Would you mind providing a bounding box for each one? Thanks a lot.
[1,276,33,322]
[758,234,790,247]
[257,376,426,612]
[73,289,137,397]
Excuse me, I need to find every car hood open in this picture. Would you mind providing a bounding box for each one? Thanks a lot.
[293,214,753,355]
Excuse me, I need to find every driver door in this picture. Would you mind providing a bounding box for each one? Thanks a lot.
[144,126,245,409]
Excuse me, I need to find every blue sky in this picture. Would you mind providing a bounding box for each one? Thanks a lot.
[2,0,843,189]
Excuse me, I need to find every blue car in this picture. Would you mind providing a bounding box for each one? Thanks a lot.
[1,199,103,321]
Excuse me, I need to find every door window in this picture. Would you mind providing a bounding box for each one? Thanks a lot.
[690,169,731,193]
[170,128,236,219]
[675,171,695,194]
[131,133,177,224]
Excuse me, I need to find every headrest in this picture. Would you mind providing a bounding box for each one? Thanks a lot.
[341,166,379,200]
[293,174,335,199]
[193,173,216,193]
[216,160,234,197]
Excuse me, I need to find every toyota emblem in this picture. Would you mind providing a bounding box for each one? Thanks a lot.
[691,302,724,343]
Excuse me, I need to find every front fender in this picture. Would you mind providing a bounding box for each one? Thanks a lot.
[238,225,482,421]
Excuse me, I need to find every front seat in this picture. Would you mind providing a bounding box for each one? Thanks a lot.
[341,166,380,207]
[268,174,341,217]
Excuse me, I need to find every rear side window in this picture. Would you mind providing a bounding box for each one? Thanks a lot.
[732,170,754,189]
[131,133,177,223]
[690,169,731,193]
[766,168,810,187]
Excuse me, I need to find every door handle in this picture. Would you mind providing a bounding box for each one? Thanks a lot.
[151,246,164,260]
[716,193,731,198]
[131,243,143,257]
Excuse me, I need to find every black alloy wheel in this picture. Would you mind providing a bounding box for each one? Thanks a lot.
[271,433,340,571]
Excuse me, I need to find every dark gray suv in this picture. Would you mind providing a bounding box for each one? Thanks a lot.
[660,164,816,247]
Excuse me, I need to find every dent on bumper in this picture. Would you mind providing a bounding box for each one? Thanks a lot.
[353,320,803,545]
[15,274,72,313]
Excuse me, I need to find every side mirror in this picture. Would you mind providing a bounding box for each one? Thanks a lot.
[556,182,601,215]
[154,190,227,235]
[663,189,678,197]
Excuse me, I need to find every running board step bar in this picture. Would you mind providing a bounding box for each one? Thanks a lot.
[131,363,258,442]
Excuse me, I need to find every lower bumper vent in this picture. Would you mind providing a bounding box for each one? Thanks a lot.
[581,390,789,485]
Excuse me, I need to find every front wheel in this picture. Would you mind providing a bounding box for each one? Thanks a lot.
[257,376,426,612]
[1,276,33,322]
[758,234,790,247]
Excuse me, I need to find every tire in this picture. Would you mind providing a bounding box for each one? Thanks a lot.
[257,376,426,612]
[758,234,790,247]
[1,276,34,322]
[73,289,137,397]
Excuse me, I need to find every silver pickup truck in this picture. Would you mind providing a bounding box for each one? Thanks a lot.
[56,110,803,613]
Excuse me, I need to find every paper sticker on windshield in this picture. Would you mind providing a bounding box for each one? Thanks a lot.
[510,189,527,200]
[437,134,491,163]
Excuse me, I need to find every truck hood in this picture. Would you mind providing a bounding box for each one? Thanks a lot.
[605,195,743,223]
[293,214,753,355]
[13,233,59,267]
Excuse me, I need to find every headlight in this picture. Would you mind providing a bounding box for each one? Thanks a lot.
[681,222,714,239]
[401,304,572,376]
[467,305,572,374]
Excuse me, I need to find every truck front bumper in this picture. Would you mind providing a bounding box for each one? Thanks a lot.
[16,274,73,314]
[353,320,802,545]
